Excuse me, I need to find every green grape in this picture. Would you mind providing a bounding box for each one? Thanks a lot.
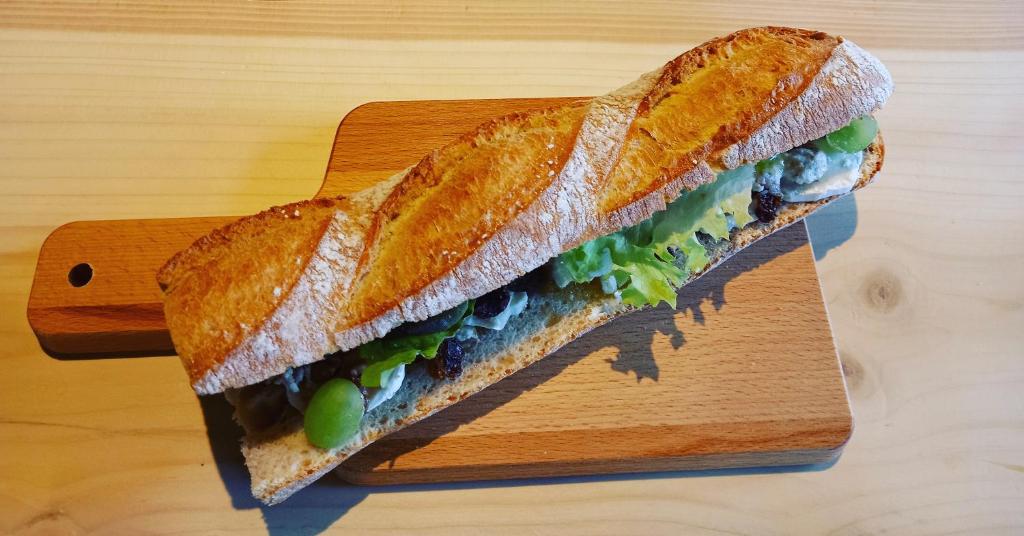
[825,116,878,153]
[304,378,364,449]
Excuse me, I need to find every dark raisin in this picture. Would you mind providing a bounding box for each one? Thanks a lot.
[473,288,510,318]
[309,353,345,383]
[695,231,717,248]
[233,384,287,433]
[506,265,550,294]
[338,362,371,409]
[754,190,782,223]
[358,385,370,410]
[345,362,367,386]
[390,301,470,336]
[428,338,464,380]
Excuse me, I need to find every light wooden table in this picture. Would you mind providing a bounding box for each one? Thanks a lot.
[2,2,1022,534]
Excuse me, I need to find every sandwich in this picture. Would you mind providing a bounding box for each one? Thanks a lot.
[156,26,893,505]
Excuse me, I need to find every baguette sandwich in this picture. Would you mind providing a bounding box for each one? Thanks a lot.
[157,27,893,505]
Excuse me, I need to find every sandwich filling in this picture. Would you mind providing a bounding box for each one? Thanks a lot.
[227,116,878,448]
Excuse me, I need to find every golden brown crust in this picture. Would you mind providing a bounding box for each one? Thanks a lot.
[158,26,893,394]
[601,27,839,212]
[157,197,353,382]
[346,103,588,323]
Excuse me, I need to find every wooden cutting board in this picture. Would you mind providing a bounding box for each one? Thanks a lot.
[27,98,852,484]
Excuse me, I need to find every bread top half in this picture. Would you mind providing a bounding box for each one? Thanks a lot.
[157,27,893,394]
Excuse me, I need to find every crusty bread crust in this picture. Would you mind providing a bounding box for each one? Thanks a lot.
[244,137,885,505]
[158,27,893,395]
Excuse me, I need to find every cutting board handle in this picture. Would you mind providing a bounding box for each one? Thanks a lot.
[28,216,235,356]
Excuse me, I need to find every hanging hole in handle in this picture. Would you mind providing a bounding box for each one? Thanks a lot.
[68,263,93,287]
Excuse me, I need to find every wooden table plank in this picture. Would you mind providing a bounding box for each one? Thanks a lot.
[1,2,1022,534]
[1,0,1020,49]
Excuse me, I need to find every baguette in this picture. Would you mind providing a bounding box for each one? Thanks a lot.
[156,26,893,504]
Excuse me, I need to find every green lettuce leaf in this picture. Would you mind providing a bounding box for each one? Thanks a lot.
[358,301,475,388]
[552,164,757,308]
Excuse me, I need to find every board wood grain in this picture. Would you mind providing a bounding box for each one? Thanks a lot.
[25,98,851,484]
